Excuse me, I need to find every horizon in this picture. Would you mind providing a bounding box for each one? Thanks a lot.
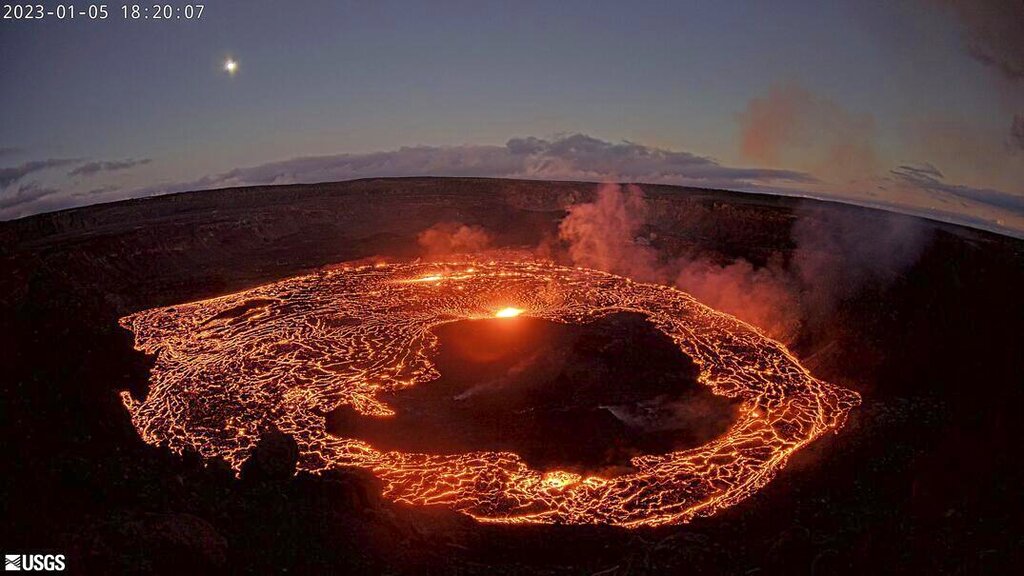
[2,1,1022,236]
[4,173,1018,240]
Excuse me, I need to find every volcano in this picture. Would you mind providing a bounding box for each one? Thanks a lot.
[3,177,1022,573]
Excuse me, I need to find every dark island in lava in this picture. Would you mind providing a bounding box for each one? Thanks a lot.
[327,312,738,474]
[2,177,1022,573]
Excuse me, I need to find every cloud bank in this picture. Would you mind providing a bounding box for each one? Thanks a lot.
[0,182,62,211]
[891,163,1024,212]
[143,133,813,199]
[0,158,80,188]
[1,133,1021,237]
[68,158,152,177]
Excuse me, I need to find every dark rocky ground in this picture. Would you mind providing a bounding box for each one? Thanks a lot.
[2,177,1022,574]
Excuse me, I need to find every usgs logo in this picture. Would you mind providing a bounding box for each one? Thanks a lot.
[4,555,65,572]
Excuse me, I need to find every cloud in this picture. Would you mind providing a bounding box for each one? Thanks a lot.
[2,136,812,222]
[925,2,1024,204]
[2,133,1019,237]
[737,82,879,183]
[0,181,124,219]
[0,182,62,211]
[893,162,943,181]
[935,0,1024,81]
[926,0,1024,179]
[0,158,80,188]
[901,113,1024,194]
[68,158,152,177]
[891,163,1024,212]
[137,133,814,200]
[1011,114,1024,150]
[80,184,121,197]
[504,134,815,185]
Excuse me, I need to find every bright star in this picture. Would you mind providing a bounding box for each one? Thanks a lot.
[224,58,238,75]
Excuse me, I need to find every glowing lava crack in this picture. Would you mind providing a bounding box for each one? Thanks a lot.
[119,260,860,527]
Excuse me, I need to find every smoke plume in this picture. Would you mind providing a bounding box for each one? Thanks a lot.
[417,221,493,257]
[673,256,801,340]
[558,183,664,283]
[738,82,879,184]
[556,183,930,343]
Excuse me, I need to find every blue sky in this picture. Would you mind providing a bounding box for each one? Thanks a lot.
[1,0,1022,234]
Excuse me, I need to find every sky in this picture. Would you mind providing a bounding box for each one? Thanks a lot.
[1,0,1022,236]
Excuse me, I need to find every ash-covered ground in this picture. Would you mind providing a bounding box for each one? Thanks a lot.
[2,177,1022,574]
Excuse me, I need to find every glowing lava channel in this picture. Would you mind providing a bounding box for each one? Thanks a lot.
[119,260,860,527]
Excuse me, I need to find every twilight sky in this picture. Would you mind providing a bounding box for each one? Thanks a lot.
[2,0,1022,235]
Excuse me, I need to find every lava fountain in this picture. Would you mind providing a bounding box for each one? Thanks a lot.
[119,260,860,527]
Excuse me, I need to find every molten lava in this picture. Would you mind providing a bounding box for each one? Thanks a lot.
[494,307,524,318]
[119,260,860,527]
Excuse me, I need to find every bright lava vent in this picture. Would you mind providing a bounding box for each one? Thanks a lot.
[119,260,860,527]
[494,307,524,318]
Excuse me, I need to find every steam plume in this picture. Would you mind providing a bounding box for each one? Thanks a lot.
[558,183,664,283]
[417,222,493,257]
[556,183,930,343]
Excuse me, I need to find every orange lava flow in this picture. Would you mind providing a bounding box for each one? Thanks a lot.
[119,260,860,527]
